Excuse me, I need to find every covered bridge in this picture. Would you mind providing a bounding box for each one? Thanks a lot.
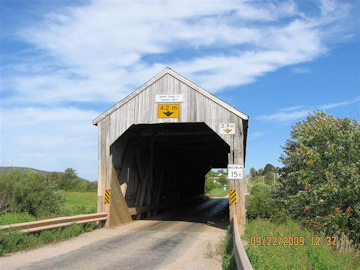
[93,68,249,227]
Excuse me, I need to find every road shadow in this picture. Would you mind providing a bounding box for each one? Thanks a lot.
[145,197,230,230]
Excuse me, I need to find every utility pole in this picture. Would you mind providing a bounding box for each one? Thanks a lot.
[273,173,275,185]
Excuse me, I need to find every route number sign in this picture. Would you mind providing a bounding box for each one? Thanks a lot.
[220,123,235,134]
[158,104,179,118]
[228,164,244,179]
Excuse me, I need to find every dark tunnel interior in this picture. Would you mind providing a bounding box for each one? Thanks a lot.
[110,123,230,219]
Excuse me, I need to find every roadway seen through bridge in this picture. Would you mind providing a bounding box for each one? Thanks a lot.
[2,198,229,270]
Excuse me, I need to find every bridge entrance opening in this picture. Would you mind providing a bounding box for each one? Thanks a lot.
[110,122,230,220]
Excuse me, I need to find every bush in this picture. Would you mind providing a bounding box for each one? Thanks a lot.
[0,212,36,225]
[246,184,279,220]
[0,222,100,256]
[60,223,83,239]
[275,111,360,243]
[244,218,360,270]
[205,176,217,193]
[39,230,56,244]
[222,225,237,270]
[0,169,66,218]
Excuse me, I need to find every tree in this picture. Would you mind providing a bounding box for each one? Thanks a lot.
[247,184,279,219]
[250,167,257,177]
[263,164,276,175]
[205,174,216,193]
[217,173,228,186]
[275,111,360,243]
[0,169,66,217]
[64,168,77,178]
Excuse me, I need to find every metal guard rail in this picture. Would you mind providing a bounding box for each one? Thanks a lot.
[233,217,253,270]
[0,212,108,233]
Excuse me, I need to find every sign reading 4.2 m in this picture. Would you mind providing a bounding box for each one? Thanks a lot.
[228,164,244,179]
[158,104,179,118]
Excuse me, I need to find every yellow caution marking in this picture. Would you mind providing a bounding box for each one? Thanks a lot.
[224,129,232,134]
[230,188,237,205]
[157,104,179,118]
[104,189,111,204]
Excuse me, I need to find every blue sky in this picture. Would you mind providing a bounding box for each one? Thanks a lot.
[1,0,359,181]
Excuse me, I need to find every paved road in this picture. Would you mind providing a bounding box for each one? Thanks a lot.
[1,198,229,270]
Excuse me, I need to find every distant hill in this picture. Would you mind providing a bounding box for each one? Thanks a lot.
[0,167,97,191]
[0,167,51,175]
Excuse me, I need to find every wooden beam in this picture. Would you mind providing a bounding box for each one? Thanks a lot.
[109,166,132,226]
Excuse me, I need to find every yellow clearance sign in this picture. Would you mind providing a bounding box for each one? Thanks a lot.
[157,104,179,118]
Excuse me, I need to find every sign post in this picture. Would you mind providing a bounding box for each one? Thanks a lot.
[228,164,246,236]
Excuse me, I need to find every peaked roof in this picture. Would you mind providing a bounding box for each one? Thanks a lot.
[93,67,249,125]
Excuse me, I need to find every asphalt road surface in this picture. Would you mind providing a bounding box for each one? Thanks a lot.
[1,198,229,270]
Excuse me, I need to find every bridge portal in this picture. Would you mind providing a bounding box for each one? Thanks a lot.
[93,68,248,227]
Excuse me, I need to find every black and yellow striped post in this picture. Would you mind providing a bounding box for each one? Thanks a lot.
[230,188,237,205]
[104,189,111,204]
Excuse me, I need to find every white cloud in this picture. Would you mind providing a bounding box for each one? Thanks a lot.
[1,0,357,179]
[256,110,311,123]
[292,66,311,74]
[249,132,265,140]
[256,97,360,123]
[1,107,100,180]
[2,0,356,104]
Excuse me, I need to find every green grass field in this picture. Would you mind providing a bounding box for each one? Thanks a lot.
[244,219,360,270]
[207,188,229,197]
[64,191,97,214]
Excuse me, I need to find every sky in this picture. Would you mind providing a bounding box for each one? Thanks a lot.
[1,0,359,181]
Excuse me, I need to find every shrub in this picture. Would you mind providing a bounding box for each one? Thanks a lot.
[60,223,83,239]
[0,169,66,218]
[247,184,278,220]
[275,111,360,243]
[244,218,360,270]
[39,230,55,244]
[222,225,237,270]
[0,212,36,225]
[0,222,98,256]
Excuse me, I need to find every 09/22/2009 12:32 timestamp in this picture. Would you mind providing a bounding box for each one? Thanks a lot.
[250,236,337,246]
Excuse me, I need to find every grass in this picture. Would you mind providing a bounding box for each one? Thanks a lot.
[64,191,97,214]
[222,225,237,270]
[0,222,99,256]
[0,212,36,225]
[0,191,99,255]
[0,191,97,226]
[208,188,229,197]
[243,218,360,270]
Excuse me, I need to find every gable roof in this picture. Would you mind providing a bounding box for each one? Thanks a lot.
[93,67,248,125]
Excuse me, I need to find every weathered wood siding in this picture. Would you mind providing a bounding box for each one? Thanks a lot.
[102,73,245,151]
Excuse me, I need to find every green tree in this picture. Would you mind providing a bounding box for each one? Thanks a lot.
[64,168,77,178]
[217,173,228,186]
[205,174,217,193]
[250,167,257,177]
[263,164,276,175]
[0,169,66,217]
[275,111,360,243]
[247,184,278,219]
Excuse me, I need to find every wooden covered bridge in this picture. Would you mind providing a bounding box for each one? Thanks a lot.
[92,68,249,228]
